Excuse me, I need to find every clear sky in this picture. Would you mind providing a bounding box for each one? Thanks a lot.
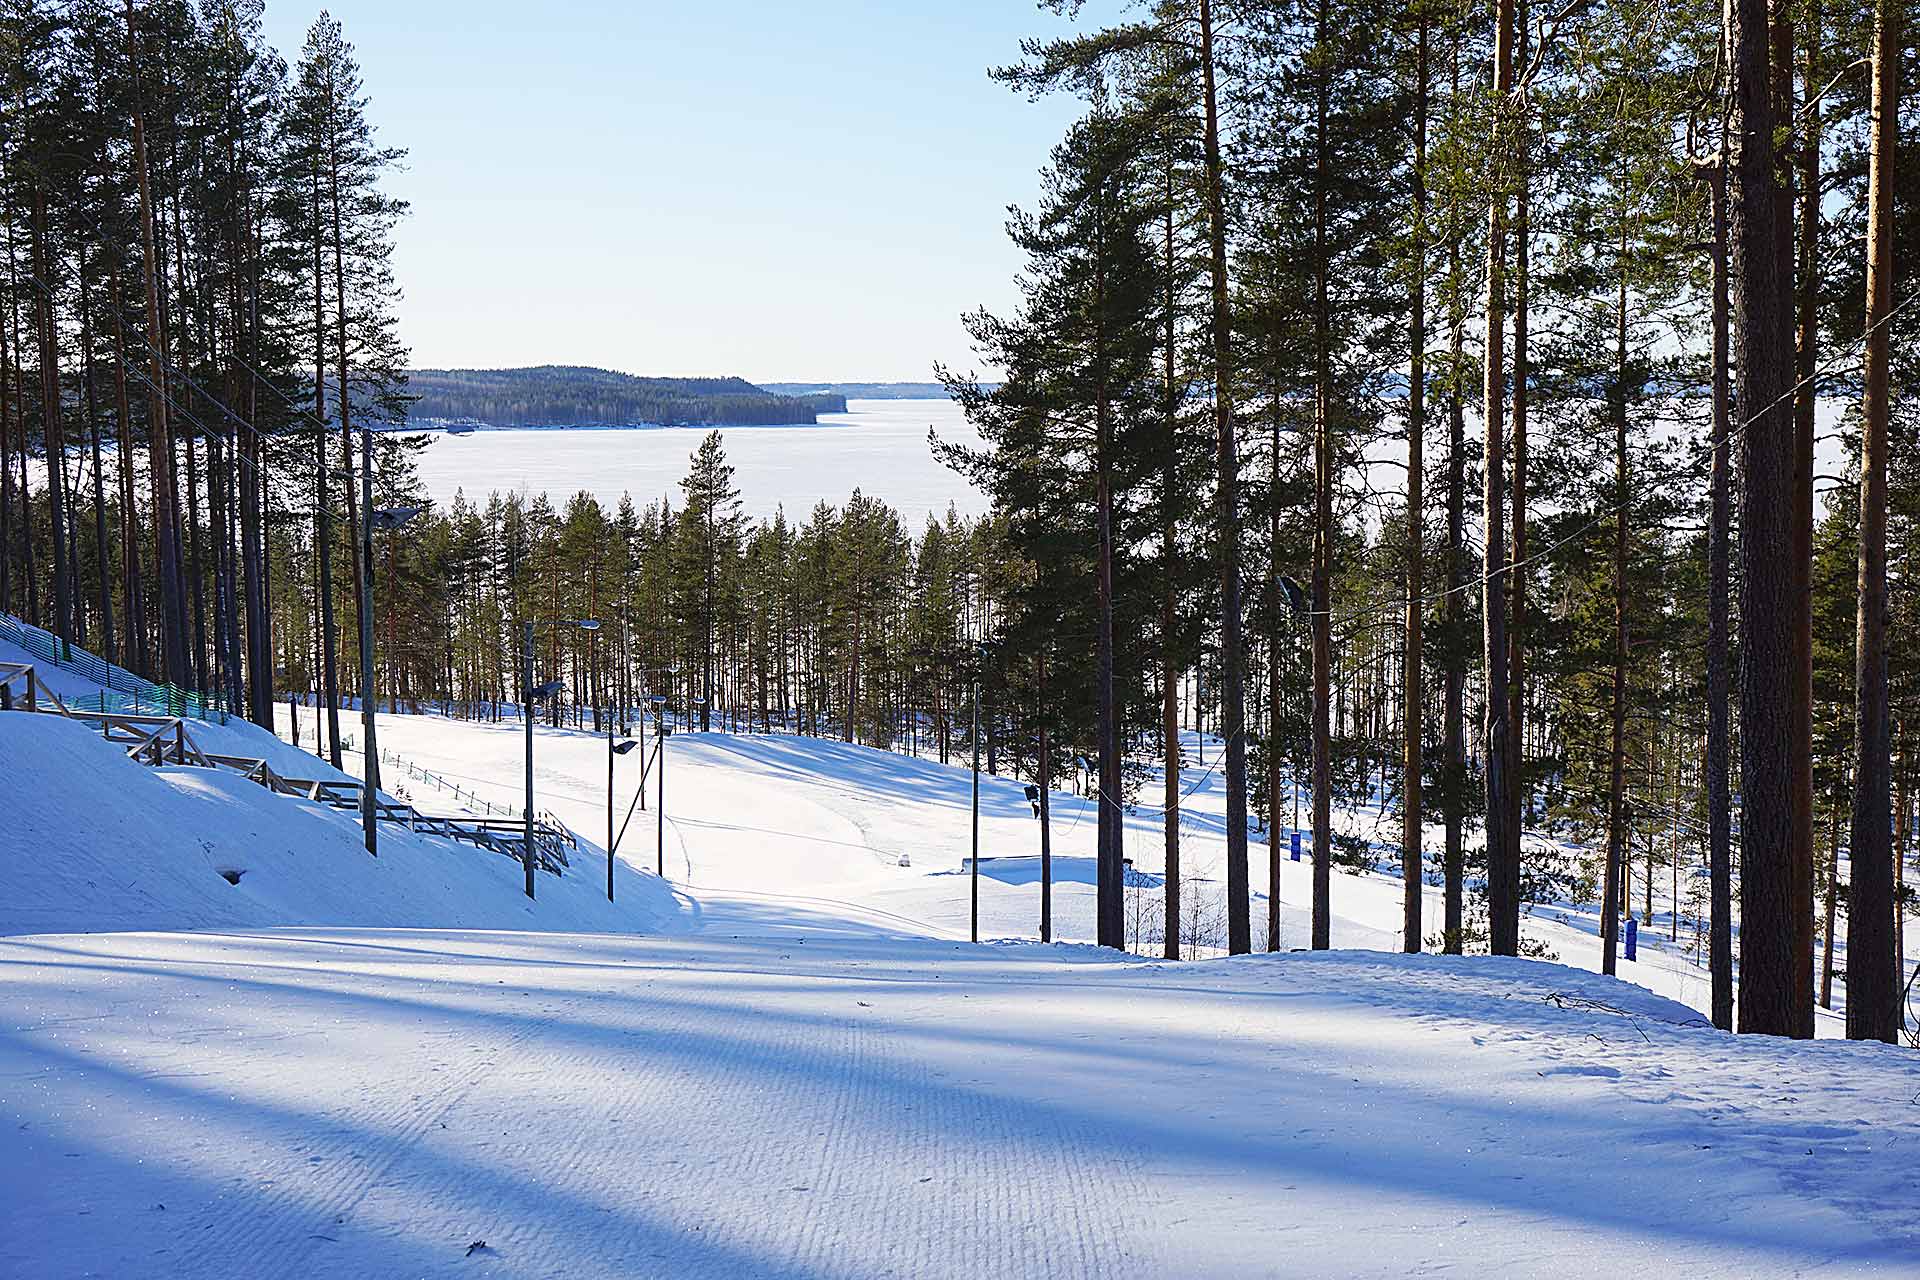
[258,2,1088,384]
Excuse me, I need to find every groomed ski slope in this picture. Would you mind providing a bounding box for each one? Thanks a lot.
[361,708,1912,1034]
[3,693,1918,1277]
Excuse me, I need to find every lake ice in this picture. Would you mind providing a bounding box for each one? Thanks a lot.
[413,397,986,525]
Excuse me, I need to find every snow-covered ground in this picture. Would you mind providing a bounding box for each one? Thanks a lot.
[10,921,1918,1278]
[5,664,1920,1276]
[411,398,986,524]
[357,707,1911,1038]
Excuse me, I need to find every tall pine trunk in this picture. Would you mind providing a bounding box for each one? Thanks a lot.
[1783,2,1817,1040]
[80,275,114,666]
[29,181,73,648]
[1506,0,1531,880]
[1162,174,1183,961]
[1309,0,1334,952]
[1442,24,1467,953]
[128,0,189,687]
[314,153,342,768]
[1482,0,1518,957]
[1846,0,1898,1044]
[1199,0,1252,955]
[1731,0,1803,1038]
[1403,5,1429,955]
[1705,111,1735,1031]
[1602,190,1629,977]
[108,269,147,677]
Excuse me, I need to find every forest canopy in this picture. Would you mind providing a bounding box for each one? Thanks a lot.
[409,366,846,427]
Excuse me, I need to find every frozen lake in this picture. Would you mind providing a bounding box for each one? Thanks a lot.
[413,398,986,526]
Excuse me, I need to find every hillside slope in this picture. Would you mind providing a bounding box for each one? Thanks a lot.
[6,684,1920,1275]
[0,639,675,937]
[409,366,844,427]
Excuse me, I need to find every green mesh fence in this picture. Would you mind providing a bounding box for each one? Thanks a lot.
[0,613,229,723]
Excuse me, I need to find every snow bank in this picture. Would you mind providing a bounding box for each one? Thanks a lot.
[0,712,677,937]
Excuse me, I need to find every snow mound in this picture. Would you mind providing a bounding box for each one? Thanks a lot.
[0,712,677,937]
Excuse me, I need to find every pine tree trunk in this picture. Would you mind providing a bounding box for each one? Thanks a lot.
[108,269,147,677]
[1403,8,1429,954]
[1705,125,1735,1032]
[0,268,10,620]
[314,152,342,766]
[1731,0,1804,1038]
[1162,179,1183,962]
[1094,200,1124,952]
[1443,24,1467,953]
[239,188,273,729]
[1846,0,1899,1043]
[128,0,189,687]
[9,271,36,632]
[29,181,73,648]
[1308,0,1334,953]
[1784,2,1817,1040]
[80,276,114,667]
[1482,0,1518,957]
[1821,805,1839,1009]
[1199,0,1252,956]
[1506,0,1531,883]
[1602,204,1629,978]
[1269,363,1285,953]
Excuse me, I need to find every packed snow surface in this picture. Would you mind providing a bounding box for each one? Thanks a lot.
[4,693,1919,1277]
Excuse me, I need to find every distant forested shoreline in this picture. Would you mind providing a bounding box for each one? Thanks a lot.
[761,382,989,400]
[410,366,845,427]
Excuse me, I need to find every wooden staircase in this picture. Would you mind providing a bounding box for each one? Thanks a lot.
[2,661,579,876]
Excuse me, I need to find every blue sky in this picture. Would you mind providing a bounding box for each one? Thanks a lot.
[259,2,1089,383]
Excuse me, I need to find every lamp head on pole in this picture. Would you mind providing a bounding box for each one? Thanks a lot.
[370,506,424,532]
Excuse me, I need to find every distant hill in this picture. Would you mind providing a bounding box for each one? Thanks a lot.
[760,381,971,400]
[409,366,845,428]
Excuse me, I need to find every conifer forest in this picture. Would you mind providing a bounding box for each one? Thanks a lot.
[1,0,1914,1050]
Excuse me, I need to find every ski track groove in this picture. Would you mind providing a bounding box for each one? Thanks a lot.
[290,966,1159,1278]
[179,987,588,1280]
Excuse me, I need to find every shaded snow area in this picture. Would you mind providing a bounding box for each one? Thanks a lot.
[6,927,1918,1277]
[3,689,1919,1276]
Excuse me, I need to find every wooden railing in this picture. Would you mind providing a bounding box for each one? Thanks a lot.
[5,667,579,878]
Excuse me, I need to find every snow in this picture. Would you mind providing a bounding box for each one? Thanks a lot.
[7,922,1918,1276]
[410,398,987,525]
[4,669,1919,1275]
[0,639,676,939]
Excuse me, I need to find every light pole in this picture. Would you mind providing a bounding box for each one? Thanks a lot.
[971,657,981,944]
[521,616,599,899]
[651,695,670,876]
[347,433,420,857]
[607,719,638,900]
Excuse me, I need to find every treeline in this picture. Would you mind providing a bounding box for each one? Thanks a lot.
[918,0,1913,1044]
[4,0,1913,1044]
[408,366,845,427]
[281,429,1012,769]
[761,382,964,400]
[0,1,406,741]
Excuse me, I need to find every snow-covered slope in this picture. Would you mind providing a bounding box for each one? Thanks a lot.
[360,709,1892,1034]
[7,689,1920,1275]
[0,652,677,937]
[5,919,1917,1278]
